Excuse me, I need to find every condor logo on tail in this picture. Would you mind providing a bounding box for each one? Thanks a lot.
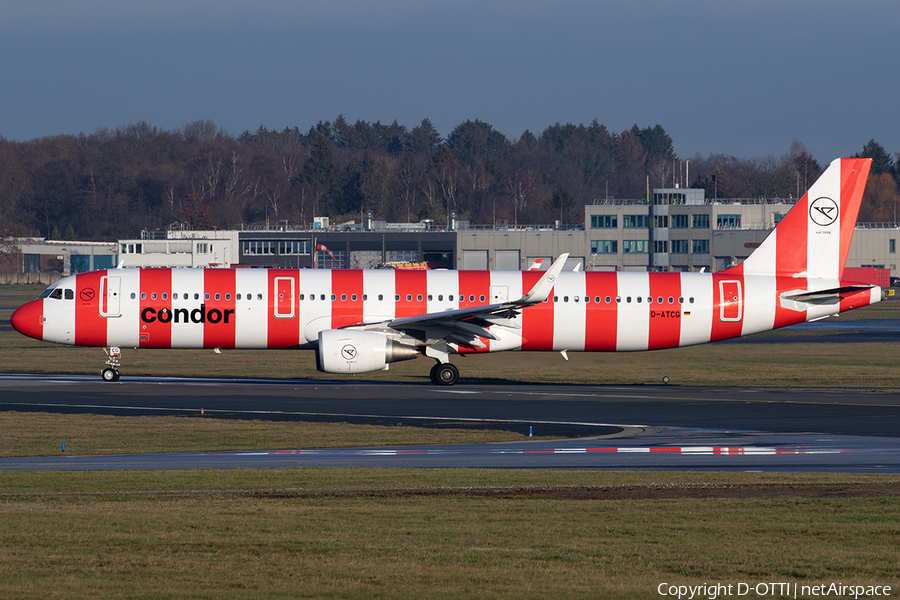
[809,197,839,227]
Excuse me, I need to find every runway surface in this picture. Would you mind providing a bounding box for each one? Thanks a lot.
[2,374,900,472]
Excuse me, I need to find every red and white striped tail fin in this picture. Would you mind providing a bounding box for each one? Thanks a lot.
[737,157,871,279]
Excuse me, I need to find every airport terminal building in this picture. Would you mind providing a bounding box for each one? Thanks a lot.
[4,187,897,280]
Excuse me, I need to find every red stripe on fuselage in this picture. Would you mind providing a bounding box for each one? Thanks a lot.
[74,271,107,347]
[138,269,172,348]
[521,271,554,350]
[457,270,492,353]
[584,272,617,351]
[647,272,682,350]
[394,270,427,318]
[331,270,365,328]
[710,267,744,343]
[267,270,300,348]
[203,269,236,349]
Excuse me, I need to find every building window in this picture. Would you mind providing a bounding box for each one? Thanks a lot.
[623,214,649,228]
[653,215,669,228]
[671,240,688,254]
[623,240,649,254]
[692,214,709,228]
[773,213,785,225]
[590,215,617,228]
[890,239,896,254]
[692,239,709,254]
[277,240,310,255]
[671,214,688,229]
[590,240,617,254]
[653,241,668,253]
[717,214,741,229]
[242,241,275,255]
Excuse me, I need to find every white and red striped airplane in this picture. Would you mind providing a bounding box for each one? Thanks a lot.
[12,158,882,385]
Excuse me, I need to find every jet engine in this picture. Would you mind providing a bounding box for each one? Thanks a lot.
[316,329,418,374]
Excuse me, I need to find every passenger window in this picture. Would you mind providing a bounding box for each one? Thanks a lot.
[331,294,336,301]
[215,293,221,301]
[563,296,569,303]
[320,295,325,301]
[237,294,242,300]
[417,294,423,302]
[438,295,443,301]
[141,293,147,300]
[678,297,684,304]
[351,294,357,301]
[151,293,157,300]
[378,294,383,301]
[469,295,475,302]
[479,295,485,302]
[394,294,400,301]
[637,297,642,303]
[225,294,231,301]
[406,294,412,302]
[668,297,674,304]
[615,296,621,303]
[341,294,346,301]
[131,293,136,299]
[658,297,663,304]
[427,294,433,301]
[362,294,367,301]
[195,293,200,300]
[205,293,210,300]
[553,296,558,303]
[626,297,632,303]
[690,297,695,303]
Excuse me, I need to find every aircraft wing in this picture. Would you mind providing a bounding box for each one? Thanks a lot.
[357,253,568,350]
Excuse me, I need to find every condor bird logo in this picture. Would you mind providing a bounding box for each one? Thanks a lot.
[809,197,839,227]
[341,344,358,360]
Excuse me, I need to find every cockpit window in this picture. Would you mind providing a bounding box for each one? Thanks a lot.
[39,287,74,300]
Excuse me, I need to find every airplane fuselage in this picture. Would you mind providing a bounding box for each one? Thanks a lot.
[14,266,880,353]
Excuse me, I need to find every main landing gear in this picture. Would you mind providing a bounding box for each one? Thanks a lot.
[429,362,459,386]
[101,346,121,382]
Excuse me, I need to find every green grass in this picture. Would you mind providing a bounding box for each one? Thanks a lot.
[1,470,899,599]
[0,412,543,458]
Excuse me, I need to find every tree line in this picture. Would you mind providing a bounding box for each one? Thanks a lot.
[1,117,898,242]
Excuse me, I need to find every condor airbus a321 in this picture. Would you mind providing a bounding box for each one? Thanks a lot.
[12,158,883,386]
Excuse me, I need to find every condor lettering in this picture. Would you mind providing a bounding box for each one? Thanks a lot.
[141,304,234,325]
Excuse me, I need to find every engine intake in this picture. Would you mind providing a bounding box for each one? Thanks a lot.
[316,329,418,374]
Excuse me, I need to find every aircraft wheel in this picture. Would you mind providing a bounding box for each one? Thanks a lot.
[432,363,459,387]
[101,368,119,382]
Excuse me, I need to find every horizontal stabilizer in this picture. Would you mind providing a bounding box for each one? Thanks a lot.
[782,285,875,304]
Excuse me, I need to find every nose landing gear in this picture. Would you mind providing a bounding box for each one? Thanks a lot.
[101,347,121,382]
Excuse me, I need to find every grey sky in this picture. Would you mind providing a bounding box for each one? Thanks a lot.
[1,0,897,163]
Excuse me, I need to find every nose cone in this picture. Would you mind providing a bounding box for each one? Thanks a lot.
[11,300,44,340]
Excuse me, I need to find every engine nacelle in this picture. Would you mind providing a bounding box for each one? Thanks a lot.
[316,329,418,374]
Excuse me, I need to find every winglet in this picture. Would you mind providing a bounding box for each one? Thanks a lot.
[518,253,568,305]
